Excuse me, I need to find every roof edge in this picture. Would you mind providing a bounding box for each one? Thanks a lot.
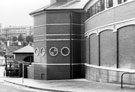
[30,0,90,16]
[30,8,84,16]
[29,4,51,15]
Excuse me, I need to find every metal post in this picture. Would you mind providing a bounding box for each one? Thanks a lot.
[4,55,7,77]
[121,72,125,88]
[41,73,44,80]
[22,64,24,83]
[121,72,135,89]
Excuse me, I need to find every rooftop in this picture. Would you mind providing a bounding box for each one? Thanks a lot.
[13,45,34,54]
[30,0,90,15]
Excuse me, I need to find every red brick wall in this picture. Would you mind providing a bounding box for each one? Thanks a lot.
[89,34,99,65]
[30,10,84,80]
[85,25,135,84]
[100,30,117,67]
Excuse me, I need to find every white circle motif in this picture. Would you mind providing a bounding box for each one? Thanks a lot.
[61,47,70,56]
[40,47,46,56]
[34,48,39,56]
[49,47,58,56]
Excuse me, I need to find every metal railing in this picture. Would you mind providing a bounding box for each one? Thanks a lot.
[121,72,135,88]
[85,63,135,89]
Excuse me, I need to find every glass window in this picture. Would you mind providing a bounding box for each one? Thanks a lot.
[100,0,105,11]
[95,2,98,14]
[86,10,90,18]
[40,47,46,56]
[49,47,58,56]
[118,0,128,4]
[86,8,92,18]
[106,0,113,8]
[91,5,96,15]
[97,1,101,12]
[95,2,100,13]
[118,0,122,4]
[89,7,93,17]
[61,47,70,56]
[35,48,39,56]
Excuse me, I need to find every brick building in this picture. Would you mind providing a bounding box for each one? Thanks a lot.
[29,0,135,85]
[2,26,33,39]
[29,0,88,80]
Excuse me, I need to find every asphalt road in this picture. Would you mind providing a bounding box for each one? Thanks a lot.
[0,82,51,92]
[0,66,51,92]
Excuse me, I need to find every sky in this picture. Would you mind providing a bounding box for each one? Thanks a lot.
[0,0,50,27]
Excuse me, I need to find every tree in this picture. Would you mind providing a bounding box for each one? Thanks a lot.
[12,36,17,41]
[18,34,24,42]
[0,35,6,42]
[26,35,33,43]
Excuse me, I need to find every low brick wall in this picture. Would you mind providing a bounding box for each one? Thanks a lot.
[85,65,135,85]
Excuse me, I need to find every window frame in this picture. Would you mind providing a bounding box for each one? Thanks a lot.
[34,48,40,56]
[61,47,70,56]
[40,47,46,56]
[49,47,58,56]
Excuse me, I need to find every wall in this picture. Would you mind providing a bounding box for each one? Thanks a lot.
[34,12,47,64]
[85,1,135,84]
[85,25,135,84]
[46,11,83,79]
[85,1,135,32]
[29,10,83,80]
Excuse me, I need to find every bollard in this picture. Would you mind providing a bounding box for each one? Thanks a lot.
[41,73,44,80]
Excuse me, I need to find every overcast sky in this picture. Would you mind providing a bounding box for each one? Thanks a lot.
[0,0,50,27]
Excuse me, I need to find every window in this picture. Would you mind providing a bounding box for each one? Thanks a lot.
[86,0,131,19]
[100,0,105,11]
[106,0,113,8]
[89,7,92,17]
[91,5,96,15]
[88,1,102,17]
[61,47,70,56]
[34,48,39,56]
[95,1,100,13]
[40,47,46,56]
[97,1,101,12]
[118,0,122,4]
[118,0,127,4]
[86,8,92,18]
[49,47,58,56]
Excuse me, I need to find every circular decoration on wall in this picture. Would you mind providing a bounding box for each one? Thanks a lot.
[61,47,70,56]
[34,48,39,56]
[40,47,46,56]
[49,47,58,56]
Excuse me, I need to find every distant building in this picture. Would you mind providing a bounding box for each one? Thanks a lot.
[1,26,33,39]
[13,45,34,63]
[1,26,33,46]
[13,45,34,78]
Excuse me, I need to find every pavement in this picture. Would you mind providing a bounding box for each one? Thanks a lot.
[0,66,135,92]
[2,77,135,92]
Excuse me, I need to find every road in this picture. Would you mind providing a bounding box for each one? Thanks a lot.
[0,66,51,92]
[0,81,52,92]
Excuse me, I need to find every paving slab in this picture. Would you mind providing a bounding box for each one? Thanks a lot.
[3,77,135,92]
